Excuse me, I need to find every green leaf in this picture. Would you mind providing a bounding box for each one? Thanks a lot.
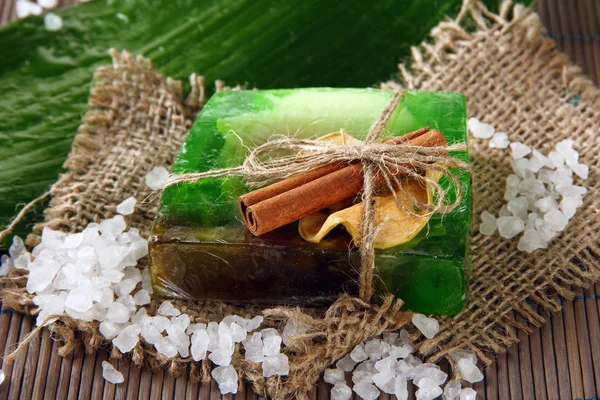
[0,0,530,246]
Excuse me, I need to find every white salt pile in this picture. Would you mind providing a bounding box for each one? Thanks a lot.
[469,118,589,253]
[4,188,292,393]
[324,314,482,400]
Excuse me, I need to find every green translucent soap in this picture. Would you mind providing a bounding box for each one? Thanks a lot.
[149,89,471,315]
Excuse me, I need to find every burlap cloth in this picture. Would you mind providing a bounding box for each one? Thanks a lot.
[2,1,599,398]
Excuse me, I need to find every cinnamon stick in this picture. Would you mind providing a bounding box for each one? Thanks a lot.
[240,128,446,236]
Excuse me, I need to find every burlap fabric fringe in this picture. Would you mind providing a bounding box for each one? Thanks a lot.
[1,0,600,397]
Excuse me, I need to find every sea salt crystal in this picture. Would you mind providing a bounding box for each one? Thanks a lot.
[507,197,529,220]
[262,354,289,377]
[568,161,589,179]
[186,323,206,335]
[191,329,209,361]
[489,132,509,149]
[353,382,380,400]
[497,216,525,239]
[561,196,583,219]
[534,196,558,213]
[38,0,59,8]
[415,377,443,400]
[555,184,587,197]
[16,0,42,18]
[498,205,511,217]
[140,320,162,345]
[511,159,531,179]
[414,364,447,386]
[351,344,369,362]
[245,315,264,332]
[548,151,564,168]
[389,344,413,358]
[9,236,26,258]
[331,382,352,400]
[518,229,548,253]
[352,360,377,384]
[479,211,497,236]
[364,339,383,361]
[0,255,12,276]
[372,371,396,394]
[282,319,307,347]
[44,12,62,31]
[395,377,408,400]
[212,365,238,394]
[556,139,578,162]
[323,368,345,384]
[26,259,61,293]
[102,361,124,384]
[448,350,477,365]
[145,166,169,190]
[133,289,151,306]
[443,380,462,400]
[131,308,148,325]
[467,118,494,139]
[457,359,483,383]
[412,314,439,339]
[107,302,130,324]
[510,142,531,159]
[113,324,141,353]
[336,353,358,371]
[375,356,399,373]
[13,253,31,270]
[209,349,233,366]
[551,167,573,186]
[544,209,568,231]
[243,332,264,362]
[116,197,136,215]
[157,301,180,317]
[155,336,178,358]
[115,279,137,297]
[99,321,121,340]
[99,215,127,236]
[532,150,552,168]
[460,388,477,400]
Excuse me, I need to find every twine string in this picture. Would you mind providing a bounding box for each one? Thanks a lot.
[164,91,468,301]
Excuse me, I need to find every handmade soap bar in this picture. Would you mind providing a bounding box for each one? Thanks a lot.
[149,89,471,315]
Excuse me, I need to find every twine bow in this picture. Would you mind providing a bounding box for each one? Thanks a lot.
[165,91,468,301]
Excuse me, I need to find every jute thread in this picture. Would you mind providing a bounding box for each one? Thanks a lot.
[2,1,600,398]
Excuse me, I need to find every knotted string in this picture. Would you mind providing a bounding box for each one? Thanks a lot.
[164,91,468,301]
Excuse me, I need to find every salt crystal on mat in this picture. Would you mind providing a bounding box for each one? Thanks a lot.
[351,344,369,362]
[336,353,358,371]
[364,339,383,361]
[243,332,264,363]
[145,166,169,190]
[353,382,380,400]
[115,278,137,297]
[229,322,247,343]
[26,259,61,293]
[331,382,353,400]
[13,253,31,270]
[372,371,396,394]
[107,302,130,324]
[9,236,25,259]
[352,360,377,384]
[131,308,148,325]
[262,354,289,377]
[510,142,531,159]
[102,361,124,384]
[157,301,180,317]
[133,289,151,305]
[140,321,162,345]
[116,196,136,215]
[443,379,462,400]
[245,315,264,332]
[44,12,62,31]
[497,216,524,239]
[375,356,399,374]
[457,359,483,383]
[209,349,233,366]
[414,364,447,386]
[212,365,238,394]
[488,132,509,149]
[448,350,478,365]
[0,255,12,276]
[479,211,497,235]
[389,344,413,358]
[412,313,439,339]
[191,329,209,361]
[155,336,178,358]
[460,388,477,400]
[186,323,206,335]
[99,321,121,340]
[113,324,141,353]
[467,118,494,139]
[395,377,408,400]
[323,368,345,384]
[415,377,443,400]
[517,228,548,253]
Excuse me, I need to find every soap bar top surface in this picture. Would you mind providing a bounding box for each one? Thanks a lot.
[155,88,469,255]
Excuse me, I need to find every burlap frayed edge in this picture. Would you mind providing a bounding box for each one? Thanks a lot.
[381,0,600,366]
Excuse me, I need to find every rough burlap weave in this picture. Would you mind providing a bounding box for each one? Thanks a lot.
[2,1,599,398]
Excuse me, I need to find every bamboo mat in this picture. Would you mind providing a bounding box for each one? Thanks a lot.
[0,0,599,399]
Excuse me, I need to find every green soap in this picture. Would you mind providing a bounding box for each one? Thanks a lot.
[150,88,471,315]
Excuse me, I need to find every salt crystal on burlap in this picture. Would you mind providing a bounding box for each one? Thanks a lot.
[331,382,353,400]
[102,361,124,384]
[323,368,345,384]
